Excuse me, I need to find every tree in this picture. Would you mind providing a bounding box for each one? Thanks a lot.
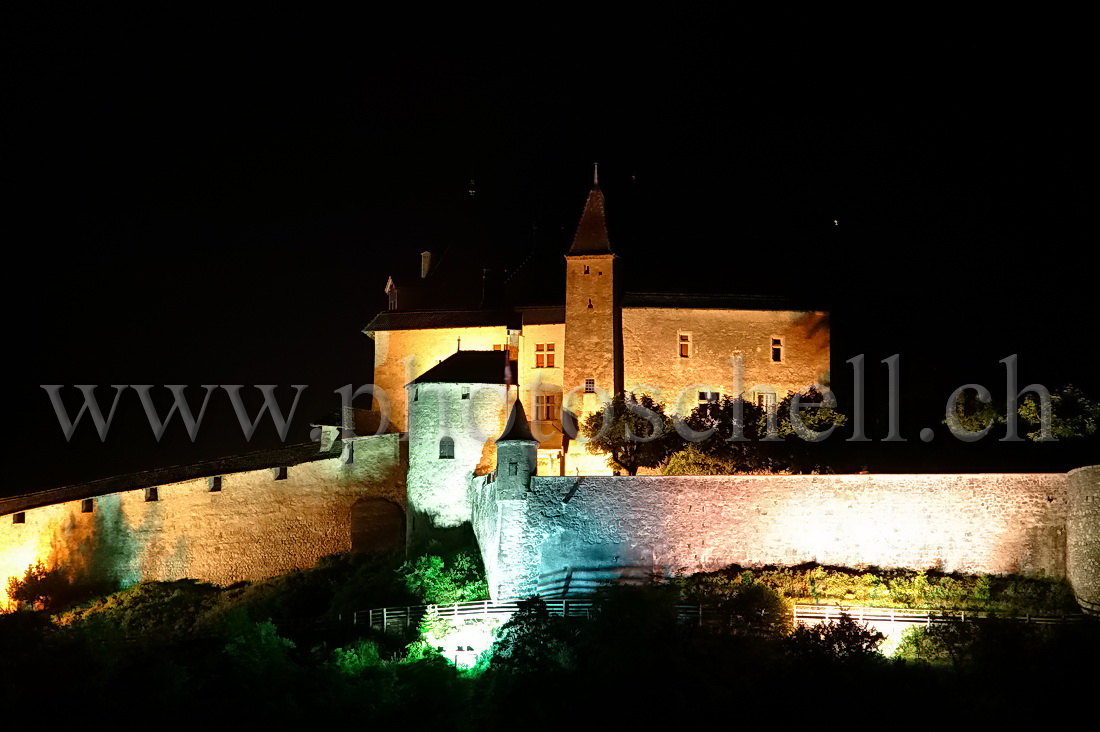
[582,393,675,475]
[946,383,1099,441]
[399,551,488,605]
[786,612,885,664]
[665,388,846,474]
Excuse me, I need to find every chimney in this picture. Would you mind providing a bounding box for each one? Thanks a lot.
[420,251,432,279]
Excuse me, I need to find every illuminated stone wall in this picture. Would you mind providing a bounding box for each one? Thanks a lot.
[474,470,1096,607]
[621,307,831,411]
[370,326,513,431]
[1066,465,1100,614]
[406,382,508,541]
[0,434,405,607]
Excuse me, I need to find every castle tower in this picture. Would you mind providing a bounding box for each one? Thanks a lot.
[405,351,513,548]
[483,398,540,599]
[562,166,623,474]
[496,398,538,493]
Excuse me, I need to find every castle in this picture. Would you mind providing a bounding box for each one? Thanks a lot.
[2,176,1097,614]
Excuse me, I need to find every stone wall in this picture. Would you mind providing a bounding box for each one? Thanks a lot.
[473,470,1094,606]
[406,383,508,541]
[0,434,405,607]
[370,326,512,431]
[1066,465,1100,614]
[621,307,831,411]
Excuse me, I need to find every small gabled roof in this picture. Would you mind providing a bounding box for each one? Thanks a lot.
[497,399,536,443]
[407,350,518,387]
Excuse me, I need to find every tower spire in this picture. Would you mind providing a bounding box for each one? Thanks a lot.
[568,167,612,256]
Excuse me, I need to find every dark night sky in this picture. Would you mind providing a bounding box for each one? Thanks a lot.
[9,12,1097,494]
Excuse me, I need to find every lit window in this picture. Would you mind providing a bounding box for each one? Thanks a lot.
[679,333,691,358]
[536,394,559,421]
[535,343,556,368]
[439,436,455,459]
[757,392,777,412]
[461,386,470,400]
[584,379,596,394]
[771,337,783,362]
[81,498,94,513]
[12,512,25,524]
[145,487,159,502]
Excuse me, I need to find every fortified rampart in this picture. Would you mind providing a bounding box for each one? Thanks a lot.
[1066,465,1100,613]
[0,434,405,607]
[472,468,1099,611]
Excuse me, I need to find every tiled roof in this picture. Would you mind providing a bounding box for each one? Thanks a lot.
[568,184,613,256]
[622,292,819,312]
[363,309,523,333]
[408,350,518,386]
[0,441,345,517]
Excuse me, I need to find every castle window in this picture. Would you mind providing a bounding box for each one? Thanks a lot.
[771,337,783,362]
[679,332,692,358]
[535,343,556,368]
[508,461,519,476]
[757,392,777,412]
[536,394,559,421]
[81,498,94,513]
[439,436,455,459]
[584,379,595,394]
[587,299,593,309]
[461,386,470,400]
[12,512,25,524]
[698,391,718,405]
[584,265,590,274]
[272,466,288,481]
[208,476,223,492]
[145,487,159,502]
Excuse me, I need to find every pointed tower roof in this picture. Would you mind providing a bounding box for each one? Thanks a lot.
[567,164,613,256]
[497,399,536,443]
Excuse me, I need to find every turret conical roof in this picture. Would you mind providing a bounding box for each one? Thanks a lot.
[497,399,536,443]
